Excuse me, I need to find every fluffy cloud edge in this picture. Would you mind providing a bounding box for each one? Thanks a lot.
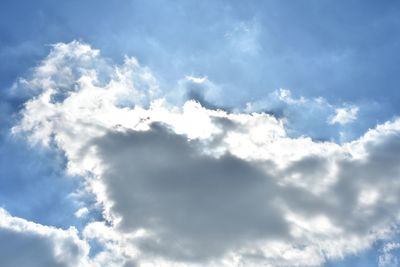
[0,208,90,267]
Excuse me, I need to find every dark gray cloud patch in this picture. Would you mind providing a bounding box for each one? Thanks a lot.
[86,121,400,265]
[92,124,288,261]
[0,228,67,267]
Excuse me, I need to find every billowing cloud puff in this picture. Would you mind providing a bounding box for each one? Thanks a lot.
[0,208,89,267]
[13,41,400,266]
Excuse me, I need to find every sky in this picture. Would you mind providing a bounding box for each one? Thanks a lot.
[1,1,400,266]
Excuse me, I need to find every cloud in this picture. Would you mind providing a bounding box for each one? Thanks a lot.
[245,89,363,142]
[0,208,89,267]
[90,124,288,261]
[0,207,135,267]
[379,242,400,267]
[171,75,222,109]
[328,106,359,125]
[12,41,400,267]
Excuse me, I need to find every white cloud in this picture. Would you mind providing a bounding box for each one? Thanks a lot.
[12,41,400,267]
[83,221,139,267]
[329,106,359,125]
[185,75,208,84]
[0,208,90,267]
[245,89,350,140]
[75,207,89,218]
[379,242,400,267]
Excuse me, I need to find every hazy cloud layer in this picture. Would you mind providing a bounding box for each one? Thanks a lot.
[12,42,400,266]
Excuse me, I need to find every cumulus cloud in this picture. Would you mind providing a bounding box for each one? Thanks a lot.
[12,41,400,267]
[0,208,89,267]
[0,207,135,267]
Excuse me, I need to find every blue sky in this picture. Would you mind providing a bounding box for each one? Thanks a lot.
[1,1,400,266]
[2,0,400,141]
